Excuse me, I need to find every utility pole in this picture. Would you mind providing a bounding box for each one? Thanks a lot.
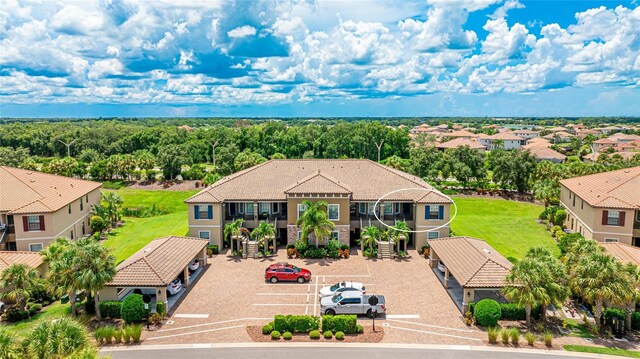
[209,140,220,169]
[374,140,384,162]
[58,139,77,158]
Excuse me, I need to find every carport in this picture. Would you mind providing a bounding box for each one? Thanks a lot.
[428,236,512,313]
[100,236,208,313]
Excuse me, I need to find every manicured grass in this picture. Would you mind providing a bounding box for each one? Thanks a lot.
[3,302,71,337]
[450,196,559,259]
[564,318,594,338]
[564,345,640,358]
[102,189,197,263]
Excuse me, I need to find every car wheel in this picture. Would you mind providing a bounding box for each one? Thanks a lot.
[270,276,278,283]
[297,276,305,283]
[325,309,336,316]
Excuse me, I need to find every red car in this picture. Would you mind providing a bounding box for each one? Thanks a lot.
[265,263,312,283]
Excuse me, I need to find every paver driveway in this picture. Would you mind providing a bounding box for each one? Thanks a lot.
[142,250,484,345]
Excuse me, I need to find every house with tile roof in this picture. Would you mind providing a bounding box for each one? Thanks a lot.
[185,159,453,251]
[0,250,47,298]
[560,167,640,246]
[523,145,567,163]
[478,131,526,150]
[436,137,487,152]
[0,166,102,252]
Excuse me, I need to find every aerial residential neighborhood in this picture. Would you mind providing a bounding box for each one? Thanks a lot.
[1,1,640,359]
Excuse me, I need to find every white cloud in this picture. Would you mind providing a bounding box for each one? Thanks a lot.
[227,25,257,38]
[490,0,524,19]
[51,4,104,35]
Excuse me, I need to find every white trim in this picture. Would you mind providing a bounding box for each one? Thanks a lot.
[297,203,308,220]
[190,225,221,228]
[327,204,339,221]
[198,231,211,240]
[330,231,339,240]
[29,243,44,252]
[416,225,449,228]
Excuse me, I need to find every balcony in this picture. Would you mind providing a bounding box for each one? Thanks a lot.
[350,202,413,222]
[224,202,287,222]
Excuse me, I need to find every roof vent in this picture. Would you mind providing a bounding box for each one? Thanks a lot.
[30,179,36,183]
[482,248,491,255]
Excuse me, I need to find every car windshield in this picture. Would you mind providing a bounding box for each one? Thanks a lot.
[292,266,301,273]
[329,284,340,291]
[332,295,343,303]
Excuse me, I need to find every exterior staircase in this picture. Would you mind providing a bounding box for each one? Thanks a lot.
[0,225,7,251]
[246,241,258,259]
[377,240,394,259]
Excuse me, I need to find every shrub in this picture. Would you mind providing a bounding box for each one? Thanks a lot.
[335,331,345,340]
[113,329,123,344]
[26,302,42,316]
[323,330,333,339]
[283,331,292,340]
[84,297,96,315]
[309,330,320,339]
[207,245,219,255]
[543,332,553,347]
[148,313,163,326]
[100,301,122,319]
[4,308,29,322]
[103,326,116,344]
[603,307,625,326]
[271,330,281,340]
[474,299,501,327]
[525,332,536,346]
[122,327,132,344]
[632,311,640,330]
[499,303,526,320]
[29,279,55,305]
[550,225,564,238]
[262,325,274,335]
[356,324,364,334]
[273,315,320,333]
[340,244,350,251]
[121,294,147,323]
[322,315,357,334]
[127,324,143,343]
[500,329,509,344]
[552,209,567,226]
[509,328,520,345]
[94,327,107,345]
[156,302,166,316]
[487,327,500,344]
[294,239,308,254]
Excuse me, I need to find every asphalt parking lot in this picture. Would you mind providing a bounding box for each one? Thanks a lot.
[142,250,484,345]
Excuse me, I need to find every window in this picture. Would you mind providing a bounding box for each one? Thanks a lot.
[330,231,339,240]
[70,230,74,240]
[297,231,302,239]
[328,204,339,221]
[605,238,619,243]
[198,231,210,240]
[384,203,393,215]
[68,205,71,214]
[425,205,443,220]
[86,194,89,202]
[297,204,308,219]
[82,222,85,236]
[27,216,41,231]
[245,203,254,215]
[581,200,584,210]
[573,195,576,207]
[428,231,439,240]
[606,210,620,226]
[238,203,244,214]
[80,198,83,211]
[636,211,640,222]
[194,205,213,220]
[29,243,43,252]
[368,203,377,215]
[359,203,366,214]
[259,202,270,214]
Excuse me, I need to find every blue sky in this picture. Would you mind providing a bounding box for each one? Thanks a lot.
[1,0,639,117]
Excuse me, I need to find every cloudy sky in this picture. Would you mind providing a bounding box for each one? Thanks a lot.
[1,0,639,117]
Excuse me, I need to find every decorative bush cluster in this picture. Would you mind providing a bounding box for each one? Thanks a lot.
[207,245,219,255]
[309,330,320,339]
[262,325,273,334]
[356,324,364,333]
[273,315,320,333]
[95,324,142,345]
[283,331,292,340]
[323,330,333,339]
[468,301,541,321]
[474,299,501,327]
[335,331,345,340]
[99,301,122,319]
[321,315,358,334]
[271,331,282,340]
[121,294,147,323]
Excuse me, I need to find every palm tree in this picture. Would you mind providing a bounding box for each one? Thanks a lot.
[563,237,602,270]
[0,264,39,312]
[361,225,380,254]
[101,191,123,227]
[224,218,245,251]
[251,221,276,254]
[296,200,335,248]
[503,257,549,327]
[389,221,411,252]
[75,238,116,321]
[45,240,81,317]
[524,247,570,322]
[571,252,631,326]
[0,330,19,359]
[23,318,92,359]
[621,263,640,330]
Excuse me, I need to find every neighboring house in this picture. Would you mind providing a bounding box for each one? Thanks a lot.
[435,138,486,152]
[523,145,566,163]
[0,251,46,297]
[185,159,453,250]
[512,129,539,139]
[543,131,574,143]
[599,242,640,266]
[0,167,102,252]
[592,138,618,152]
[525,137,551,148]
[583,151,640,163]
[441,130,477,140]
[478,132,526,150]
[559,167,640,246]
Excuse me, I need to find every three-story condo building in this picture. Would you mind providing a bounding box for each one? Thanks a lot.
[185,159,452,250]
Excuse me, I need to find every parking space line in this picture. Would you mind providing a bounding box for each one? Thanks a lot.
[158,318,271,333]
[385,314,420,319]
[387,325,481,341]
[305,282,311,315]
[173,314,209,319]
[386,319,476,333]
[252,303,310,306]
[149,325,245,340]
[321,274,370,278]
[256,293,309,296]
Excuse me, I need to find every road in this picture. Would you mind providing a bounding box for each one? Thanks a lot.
[102,345,606,359]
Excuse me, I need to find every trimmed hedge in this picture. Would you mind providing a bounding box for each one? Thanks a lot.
[99,301,122,319]
[469,302,542,321]
[474,299,501,327]
[274,315,320,333]
[262,324,273,334]
[335,331,345,340]
[156,302,166,316]
[271,330,281,340]
[321,315,357,334]
[603,308,626,326]
[309,330,320,339]
[207,245,219,255]
[121,294,147,323]
[632,311,640,330]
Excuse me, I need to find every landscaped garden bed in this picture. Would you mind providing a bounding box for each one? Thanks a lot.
[246,325,384,343]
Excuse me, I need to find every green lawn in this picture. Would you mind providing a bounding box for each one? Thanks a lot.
[102,189,198,263]
[3,302,71,338]
[450,196,559,259]
[564,345,640,358]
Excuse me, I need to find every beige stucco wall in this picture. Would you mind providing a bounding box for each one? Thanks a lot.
[560,184,635,245]
[187,203,223,247]
[414,203,451,250]
[286,197,350,225]
[14,187,101,251]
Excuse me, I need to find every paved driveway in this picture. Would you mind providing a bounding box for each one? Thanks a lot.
[143,250,483,345]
